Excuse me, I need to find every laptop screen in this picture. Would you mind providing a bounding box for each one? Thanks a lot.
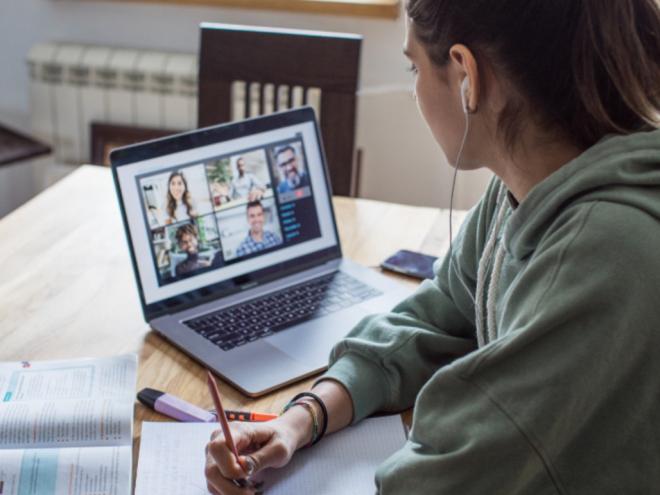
[112,109,340,317]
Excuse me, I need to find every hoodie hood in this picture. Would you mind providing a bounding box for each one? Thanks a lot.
[505,129,660,259]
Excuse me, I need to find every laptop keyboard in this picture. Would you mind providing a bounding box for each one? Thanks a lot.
[184,272,382,351]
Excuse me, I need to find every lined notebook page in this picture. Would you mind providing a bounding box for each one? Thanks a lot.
[136,415,406,495]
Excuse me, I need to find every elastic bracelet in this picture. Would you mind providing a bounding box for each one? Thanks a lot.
[290,392,328,445]
[282,400,319,447]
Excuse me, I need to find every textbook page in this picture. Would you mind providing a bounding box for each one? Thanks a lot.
[135,415,407,495]
[0,355,137,449]
[0,445,131,495]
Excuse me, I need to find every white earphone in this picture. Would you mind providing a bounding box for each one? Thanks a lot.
[447,75,477,306]
[460,77,470,114]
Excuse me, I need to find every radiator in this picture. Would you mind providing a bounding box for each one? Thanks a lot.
[27,42,321,164]
[28,43,198,164]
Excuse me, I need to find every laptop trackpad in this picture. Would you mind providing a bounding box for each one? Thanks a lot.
[266,306,368,368]
[227,342,316,395]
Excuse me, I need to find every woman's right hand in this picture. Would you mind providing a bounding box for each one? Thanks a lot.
[204,405,313,494]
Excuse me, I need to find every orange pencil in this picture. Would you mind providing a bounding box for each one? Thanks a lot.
[206,371,246,474]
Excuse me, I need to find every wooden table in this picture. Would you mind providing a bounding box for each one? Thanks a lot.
[0,165,467,478]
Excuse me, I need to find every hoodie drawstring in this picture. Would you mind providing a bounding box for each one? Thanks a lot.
[475,184,509,347]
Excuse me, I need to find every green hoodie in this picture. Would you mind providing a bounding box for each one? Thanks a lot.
[322,129,660,494]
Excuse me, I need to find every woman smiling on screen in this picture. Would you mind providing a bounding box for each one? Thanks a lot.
[164,170,197,225]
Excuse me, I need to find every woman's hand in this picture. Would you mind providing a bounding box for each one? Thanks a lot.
[204,380,354,494]
[204,406,313,494]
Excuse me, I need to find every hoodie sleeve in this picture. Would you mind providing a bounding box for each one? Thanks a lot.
[375,200,660,494]
[320,179,505,422]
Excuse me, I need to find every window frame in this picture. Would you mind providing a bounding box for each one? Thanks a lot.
[112,0,401,19]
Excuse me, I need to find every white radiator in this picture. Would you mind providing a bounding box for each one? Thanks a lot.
[27,42,322,165]
[28,42,198,164]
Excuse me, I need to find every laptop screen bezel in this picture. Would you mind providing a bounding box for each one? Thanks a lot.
[110,107,343,322]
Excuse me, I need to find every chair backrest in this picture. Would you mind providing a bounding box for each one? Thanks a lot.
[198,23,362,197]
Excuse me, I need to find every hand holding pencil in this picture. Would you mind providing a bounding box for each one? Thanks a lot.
[205,371,300,494]
[204,373,353,494]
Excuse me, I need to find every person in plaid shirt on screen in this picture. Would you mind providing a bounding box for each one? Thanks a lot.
[235,200,282,257]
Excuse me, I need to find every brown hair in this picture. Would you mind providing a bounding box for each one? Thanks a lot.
[406,0,660,149]
[246,200,264,214]
[175,223,198,244]
[166,171,196,220]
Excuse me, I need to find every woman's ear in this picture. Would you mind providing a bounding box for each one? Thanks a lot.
[449,44,479,113]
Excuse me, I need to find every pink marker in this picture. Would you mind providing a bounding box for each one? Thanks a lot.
[137,388,278,422]
[138,388,216,422]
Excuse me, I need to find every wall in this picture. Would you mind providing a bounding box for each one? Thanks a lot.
[0,0,491,209]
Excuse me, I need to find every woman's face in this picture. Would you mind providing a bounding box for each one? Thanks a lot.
[169,175,186,201]
[404,20,480,169]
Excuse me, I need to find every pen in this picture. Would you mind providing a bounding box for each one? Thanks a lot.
[137,387,278,423]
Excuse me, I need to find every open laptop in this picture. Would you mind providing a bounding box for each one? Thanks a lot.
[111,107,410,396]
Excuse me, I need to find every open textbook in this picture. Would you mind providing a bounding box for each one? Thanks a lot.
[136,414,407,495]
[0,354,137,495]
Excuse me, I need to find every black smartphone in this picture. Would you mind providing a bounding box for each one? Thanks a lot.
[380,249,438,280]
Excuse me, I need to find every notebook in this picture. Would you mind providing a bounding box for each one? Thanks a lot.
[0,354,137,495]
[135,415,407,495]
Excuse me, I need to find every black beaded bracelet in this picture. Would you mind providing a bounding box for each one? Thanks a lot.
[290,391,328,445]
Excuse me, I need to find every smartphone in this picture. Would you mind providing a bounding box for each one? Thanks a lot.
[380,249,438,280]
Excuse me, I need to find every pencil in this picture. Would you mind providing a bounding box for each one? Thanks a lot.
[206,371,246,474]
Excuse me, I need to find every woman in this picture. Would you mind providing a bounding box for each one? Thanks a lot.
[164,170,196,224]
[205,1,660,493]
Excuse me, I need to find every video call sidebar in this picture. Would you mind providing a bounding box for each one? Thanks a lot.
[136,135,322,287]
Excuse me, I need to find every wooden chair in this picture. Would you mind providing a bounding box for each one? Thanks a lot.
[197,23,362,197]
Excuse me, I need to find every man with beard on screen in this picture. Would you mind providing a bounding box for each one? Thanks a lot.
[275,145,309,194]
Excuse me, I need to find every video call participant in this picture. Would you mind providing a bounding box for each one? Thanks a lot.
[235,201,282,257]
[229,157,266,201]
[165,171,197,225]
[174,223,210,277]
[275,145,309,193]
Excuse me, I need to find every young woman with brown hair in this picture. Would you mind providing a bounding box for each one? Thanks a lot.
[164,170,197,224]
[204,1,660,493]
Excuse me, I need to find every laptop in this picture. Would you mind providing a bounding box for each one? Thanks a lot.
[111,107,410,396]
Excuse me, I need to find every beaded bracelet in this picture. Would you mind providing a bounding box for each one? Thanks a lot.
[282,400,319,447]
[289,392,328,445]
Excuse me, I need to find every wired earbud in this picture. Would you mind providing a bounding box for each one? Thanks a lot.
[448,76,476,306]
[460,77,470,114]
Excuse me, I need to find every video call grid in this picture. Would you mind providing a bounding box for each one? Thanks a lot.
[135,136,317,287]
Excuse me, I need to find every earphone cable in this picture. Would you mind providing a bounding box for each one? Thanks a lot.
[447,108,476,305]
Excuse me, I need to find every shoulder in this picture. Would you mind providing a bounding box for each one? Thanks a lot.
[540,200,660,264]
[236,241,248,256]
[505,199,660,320]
